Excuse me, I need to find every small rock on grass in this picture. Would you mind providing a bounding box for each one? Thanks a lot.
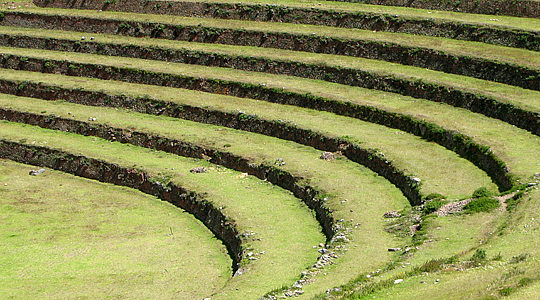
[383,210,401,218]
[320,152,335,161]
[190,167,207,173]
[29,169,46,176]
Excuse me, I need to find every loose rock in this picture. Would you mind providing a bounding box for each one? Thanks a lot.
[435,199,473,216]
[29,168,46,176]
[190,167,207,173]
[383,210,401,218]
[320,152,335,161]
[318,248,330,254]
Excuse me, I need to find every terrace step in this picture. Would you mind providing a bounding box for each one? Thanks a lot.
[0,114,409,298]
[30,0,540,42]
[2,10,540,83]
[4,81,509,298]
[0,120,326,299]
[0,27,538,135]
[6,80,518,296]
[0,48,515,190]
[329,0,540,18]
[0,69,499,198]
[4,3,540,298]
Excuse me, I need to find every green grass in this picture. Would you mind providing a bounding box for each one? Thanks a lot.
[318,202,509,299]
[2,3,540,298]
[3,78,522,297]
[3,46,534,182]
[338,187,540,299]
[3,29,540,115]
[464,196,501,213]
[2,33,540,116]
[0,70,497,199]
[162,0,540,32]
[0,159,231,299]
[3,8,540,70]
[0,121,326,299]
[0,117,412,298]
[18,1,540,35]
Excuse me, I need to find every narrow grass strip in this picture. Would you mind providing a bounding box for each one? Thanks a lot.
[2,7,540,73]
[3,8,540,78]
[32,0,540,31]
[1,29,538,147]
[328,0,540,19]
[2,27,539,99]
[0,29,538,139]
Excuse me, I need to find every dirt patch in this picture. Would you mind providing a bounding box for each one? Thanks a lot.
[435,199,473,216]
[436,193,517,216]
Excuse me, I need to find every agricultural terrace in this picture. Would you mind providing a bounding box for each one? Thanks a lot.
[0,0,539,299]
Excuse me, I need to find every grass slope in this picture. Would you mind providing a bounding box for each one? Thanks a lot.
[334,187,540,299]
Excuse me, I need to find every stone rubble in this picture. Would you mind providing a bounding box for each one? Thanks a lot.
[383,210,401,218]
[435,198,473,216]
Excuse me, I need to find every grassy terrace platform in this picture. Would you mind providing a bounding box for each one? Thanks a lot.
[2,10,540,77]
[0,101,411,298]
[0,23,539,129]
[2,0,540,298]
[1,26,540,104]
[1,69,538,294]
[0,159,231,299]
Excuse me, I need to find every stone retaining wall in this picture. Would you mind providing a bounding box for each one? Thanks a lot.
[29,0,540,50]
